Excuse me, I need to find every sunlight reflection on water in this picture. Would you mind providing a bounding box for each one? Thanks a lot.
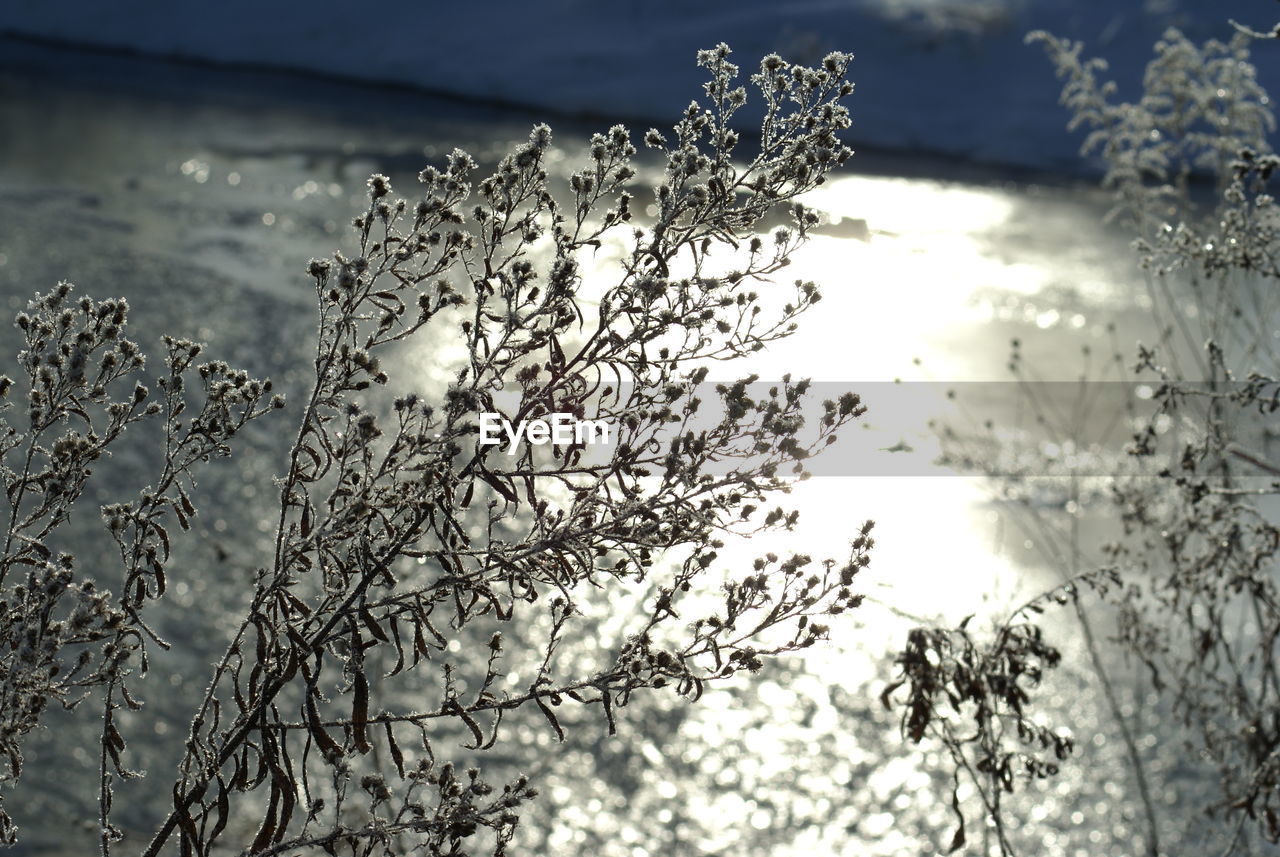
[636,171,1155,855]
[0,52,1163,855]
[703,172,1139,639]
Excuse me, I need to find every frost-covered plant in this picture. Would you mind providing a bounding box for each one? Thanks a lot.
[0,45,870,857]
[1028,26,1274,231]
[880,562,1123,857]
[0,286,281,848]
[1029,21,1280,852]
[906,20,1280,857]
[879,20,1280,857]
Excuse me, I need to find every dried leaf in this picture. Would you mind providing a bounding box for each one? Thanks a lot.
[352,671,371,754]
[534,695,565,742]
[385,721,405,778]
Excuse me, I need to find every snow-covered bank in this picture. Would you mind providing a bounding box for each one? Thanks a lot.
[1,1,1277,171]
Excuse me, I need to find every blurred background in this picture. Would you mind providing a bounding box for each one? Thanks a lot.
[2,1,1278,855]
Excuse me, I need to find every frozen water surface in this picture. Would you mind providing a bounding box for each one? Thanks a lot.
[0,39,1220,857]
